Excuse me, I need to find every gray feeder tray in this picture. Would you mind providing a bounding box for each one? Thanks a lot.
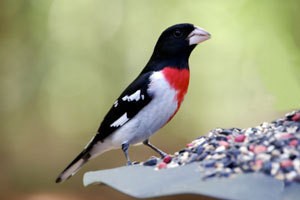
[83,163,300,200]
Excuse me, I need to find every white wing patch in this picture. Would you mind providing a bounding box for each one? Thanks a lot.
[110,113,129,127]
[122,90,142,102]
[113,100,118,107]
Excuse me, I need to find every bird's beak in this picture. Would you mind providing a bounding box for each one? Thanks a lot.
[187,26,211,45]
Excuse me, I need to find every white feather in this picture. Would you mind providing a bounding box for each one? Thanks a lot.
[110,113,129,127]
[122,90,142,102]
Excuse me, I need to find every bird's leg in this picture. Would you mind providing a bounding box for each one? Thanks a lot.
[121,142,132,165]
[143,139,167,158]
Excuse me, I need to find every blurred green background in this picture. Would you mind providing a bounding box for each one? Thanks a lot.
[0,0,299,199]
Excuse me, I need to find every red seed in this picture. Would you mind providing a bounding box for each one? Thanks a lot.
[234,135,246,143]
[280,160,293,168]
[253,145,267,154]
[163,155,172,164]
[226,135,233,141]
[289,139,298,147]
[254,159,263,170]
[292,113,300,122]
[280,133,292,139]
[219,141,229,148]
[186,143,193,147]
[255,159,263,166]
[249,144,255,152]
[157,162,167,169]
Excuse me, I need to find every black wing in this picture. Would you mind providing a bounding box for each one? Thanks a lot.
[93,72,153,142]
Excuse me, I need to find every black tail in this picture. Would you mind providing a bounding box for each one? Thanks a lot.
[56,149,91,183]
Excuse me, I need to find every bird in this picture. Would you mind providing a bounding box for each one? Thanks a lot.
[56,23,210,183]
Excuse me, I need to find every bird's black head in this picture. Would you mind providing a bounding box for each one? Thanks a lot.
[153,23,211,59]
[145,23,210,72]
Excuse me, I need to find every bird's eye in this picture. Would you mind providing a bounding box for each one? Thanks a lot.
[173,29,183,38]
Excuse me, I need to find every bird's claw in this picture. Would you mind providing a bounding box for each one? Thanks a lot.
[126,161,132,166]
[160,152,168,158]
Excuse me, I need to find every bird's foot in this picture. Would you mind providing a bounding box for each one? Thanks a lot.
[126,160,140,165]
[126,161,132,166]
[160,152,168,158]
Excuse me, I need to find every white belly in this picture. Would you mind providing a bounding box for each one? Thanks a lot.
[109,71,178,147]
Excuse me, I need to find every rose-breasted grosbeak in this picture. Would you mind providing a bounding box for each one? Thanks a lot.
[56,23,210,183]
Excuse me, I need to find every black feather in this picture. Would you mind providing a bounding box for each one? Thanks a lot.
[91,72,153,143]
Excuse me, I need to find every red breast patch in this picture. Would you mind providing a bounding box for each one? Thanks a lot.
[162,67,190,119]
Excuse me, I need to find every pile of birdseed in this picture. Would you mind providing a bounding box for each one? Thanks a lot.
[141,110,300,182]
